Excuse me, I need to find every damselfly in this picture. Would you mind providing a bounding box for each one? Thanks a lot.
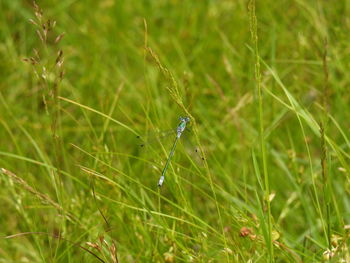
[157,116,190,187]
[137,116,192,187]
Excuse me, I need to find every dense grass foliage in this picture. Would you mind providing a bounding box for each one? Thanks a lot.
[1,0,349,262]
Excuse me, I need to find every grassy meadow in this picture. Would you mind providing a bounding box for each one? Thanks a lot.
[1,0,350,262]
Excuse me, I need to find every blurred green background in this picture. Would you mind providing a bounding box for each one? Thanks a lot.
[0,0,349,262]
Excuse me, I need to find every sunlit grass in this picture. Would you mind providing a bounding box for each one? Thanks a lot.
[0,0,349,262]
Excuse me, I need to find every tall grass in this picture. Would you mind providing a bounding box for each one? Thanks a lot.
[0,0,349,262]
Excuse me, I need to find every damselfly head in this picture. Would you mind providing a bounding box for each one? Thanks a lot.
[180,116,190,123]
